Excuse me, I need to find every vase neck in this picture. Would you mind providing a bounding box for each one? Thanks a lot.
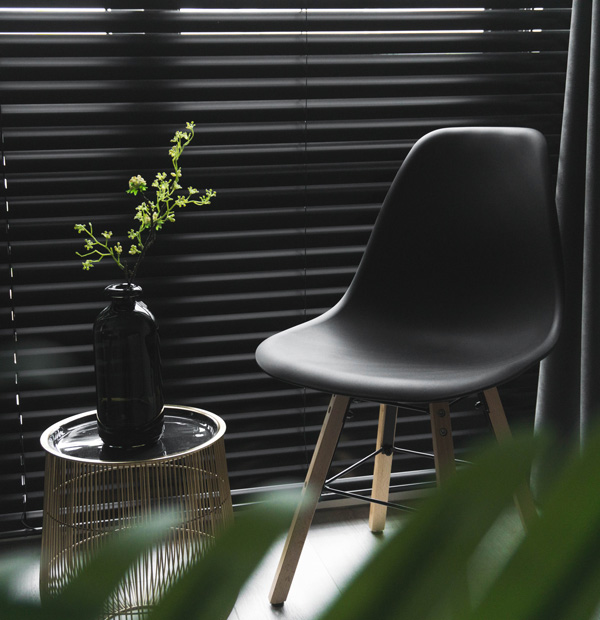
[105,283,142,311]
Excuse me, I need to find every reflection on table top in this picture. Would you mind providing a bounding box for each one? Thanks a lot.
[40,405,225,464]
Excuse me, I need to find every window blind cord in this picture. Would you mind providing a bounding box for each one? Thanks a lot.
[0,108,32,533]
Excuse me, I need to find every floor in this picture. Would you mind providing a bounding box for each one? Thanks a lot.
[0,505,405,620]
[230,505,404,620]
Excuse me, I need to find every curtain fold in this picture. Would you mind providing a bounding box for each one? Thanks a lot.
[536,0,600,450]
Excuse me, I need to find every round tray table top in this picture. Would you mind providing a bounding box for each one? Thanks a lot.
[40,405,226,464]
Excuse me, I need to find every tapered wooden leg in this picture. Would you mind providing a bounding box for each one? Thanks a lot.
[269,394,351,606]
[369,404,398,532]
[483,387,538,530]
[429,401,455,485]
[429,401,469,616]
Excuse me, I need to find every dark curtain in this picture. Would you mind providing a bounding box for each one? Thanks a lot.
[536,0,600,455]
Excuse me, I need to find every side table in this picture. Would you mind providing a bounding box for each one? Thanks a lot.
[39,405,233,619]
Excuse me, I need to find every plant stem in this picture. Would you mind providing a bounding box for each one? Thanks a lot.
[128,220,157,285]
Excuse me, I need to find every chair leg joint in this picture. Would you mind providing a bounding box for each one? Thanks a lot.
[380,404,398,455]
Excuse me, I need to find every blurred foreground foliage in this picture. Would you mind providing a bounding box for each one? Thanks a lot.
[2,427,600,620]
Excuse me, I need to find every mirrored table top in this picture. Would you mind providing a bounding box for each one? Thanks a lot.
[40,405,225,464]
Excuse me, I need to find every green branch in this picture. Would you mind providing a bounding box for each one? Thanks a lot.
[75,121,215,284]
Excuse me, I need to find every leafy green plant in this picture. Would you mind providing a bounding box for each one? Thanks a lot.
[0,499,294,620]
[2,430,600,620]
[317,428,600,620]
[74,122,215,284]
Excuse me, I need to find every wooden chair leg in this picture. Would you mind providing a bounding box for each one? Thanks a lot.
[482,387,538,530]
[429,401,470,616]
[369,404,398,533]
[429,401,455,485]
[269,394,351,606]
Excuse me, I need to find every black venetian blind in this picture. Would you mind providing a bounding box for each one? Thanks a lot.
[0,0,570,538]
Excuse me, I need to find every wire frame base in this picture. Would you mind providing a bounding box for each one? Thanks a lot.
[40,410,233,619]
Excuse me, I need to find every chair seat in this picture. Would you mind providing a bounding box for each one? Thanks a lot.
[256,309,550,403]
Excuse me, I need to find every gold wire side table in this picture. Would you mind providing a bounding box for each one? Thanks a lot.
[39,405,233,619]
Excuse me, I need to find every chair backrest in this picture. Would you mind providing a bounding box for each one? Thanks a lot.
[340,127,563,361]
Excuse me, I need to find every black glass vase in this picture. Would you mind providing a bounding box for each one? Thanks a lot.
[94,283,165,449]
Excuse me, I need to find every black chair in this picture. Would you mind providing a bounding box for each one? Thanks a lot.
[256,127,563,605]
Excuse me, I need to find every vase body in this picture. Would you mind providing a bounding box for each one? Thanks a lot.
[94,283,165,449]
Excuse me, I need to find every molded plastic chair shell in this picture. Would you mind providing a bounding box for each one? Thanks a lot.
[256,127,563,404]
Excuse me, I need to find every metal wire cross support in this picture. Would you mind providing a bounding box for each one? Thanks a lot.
[323,445,428,513]
[323,401,472,514]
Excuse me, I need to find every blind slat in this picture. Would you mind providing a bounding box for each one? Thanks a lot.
[0,8,572,33]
